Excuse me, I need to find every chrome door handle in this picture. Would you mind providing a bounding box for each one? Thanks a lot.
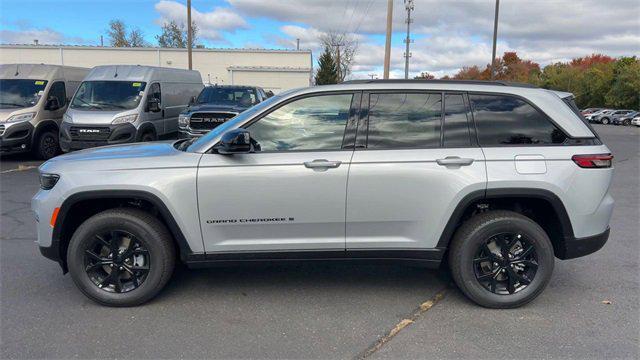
[436,156,474,166]
[304,159,342,170]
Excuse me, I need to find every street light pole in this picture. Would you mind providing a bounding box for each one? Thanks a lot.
[490,0,500,80]
[383,0,393,79]
[187,0,193,70]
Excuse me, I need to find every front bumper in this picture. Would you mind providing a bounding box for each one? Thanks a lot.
[178,128,205,139]
[59,122,137,152]
[0,121,34,154]
[558,227,610,260]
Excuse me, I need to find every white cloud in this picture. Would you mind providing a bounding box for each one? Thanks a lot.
[154,0,248,42]
[0,28,90,45]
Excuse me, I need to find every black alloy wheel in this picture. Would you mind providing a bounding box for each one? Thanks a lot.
[83,230,150,293]
[473,232,538,295]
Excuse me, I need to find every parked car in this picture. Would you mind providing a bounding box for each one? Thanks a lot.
[0,64,89,159]
[611,111,639,126]
[594,109,634,125]
[631,115,640,127]
[34,80,613,309]
[178,85,269,138]
[60,65,203,152]
[584,109,611,123]
[581,108,603,116]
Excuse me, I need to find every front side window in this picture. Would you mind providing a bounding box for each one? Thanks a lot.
[247,94,353,152]
[470,94,567,146]
[0,79,48,109]
[48,81,67,107]
[70,81,147,111]
[366,92,442,149]
[149,83,161,101]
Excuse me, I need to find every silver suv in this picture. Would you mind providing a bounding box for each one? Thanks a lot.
[33,80,614,308]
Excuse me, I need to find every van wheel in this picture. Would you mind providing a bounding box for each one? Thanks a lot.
[448,210,554,309]
[66,208,175,307]
[140,131,157,142]
[34,130,60,160]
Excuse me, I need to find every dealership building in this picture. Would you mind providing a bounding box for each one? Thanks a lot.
[0,44,313,93]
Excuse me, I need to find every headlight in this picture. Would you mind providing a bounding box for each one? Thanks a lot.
[5,112,36,123]
[178,114,189,128]
[112,114,138,124]
[63,113,72,123]
[39,173,60,190]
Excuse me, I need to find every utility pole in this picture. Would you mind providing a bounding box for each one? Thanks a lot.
[331,40,345,82]
[187,0,193,70]
[383,0,393,79]
[368,73,378,80]
[403,0,414,79]
[100,35,103,47]
[296,38,300,50]
[490,0,500,79]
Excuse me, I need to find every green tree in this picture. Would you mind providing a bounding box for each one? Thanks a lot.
[606,57,640,109]
[315,47,339,85]
[156,20,198,48]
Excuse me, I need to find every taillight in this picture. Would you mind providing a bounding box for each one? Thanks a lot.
[572,154,613,168]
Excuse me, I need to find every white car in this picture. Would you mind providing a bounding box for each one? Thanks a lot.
[632,116,640,126]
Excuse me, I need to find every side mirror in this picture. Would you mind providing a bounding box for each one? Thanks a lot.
[147,98,161,112]
[217,129,253,155]
[189,96,196,105]
[45,96,60,111]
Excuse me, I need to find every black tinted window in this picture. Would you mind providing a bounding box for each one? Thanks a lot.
[150,83,161,101]
[443,94,471,147]
[48,82,66,107]
[470,94,567,145]
[248,94,352,151]
[367,93,442,149]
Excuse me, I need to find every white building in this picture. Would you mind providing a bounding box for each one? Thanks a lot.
[0,45,313,93]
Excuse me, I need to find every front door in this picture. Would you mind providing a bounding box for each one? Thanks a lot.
[346,91,487,250]
[197,92,358,253]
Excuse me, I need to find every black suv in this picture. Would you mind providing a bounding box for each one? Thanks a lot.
[178,85,270,137]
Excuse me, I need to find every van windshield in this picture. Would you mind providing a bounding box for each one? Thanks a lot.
[70,81,146,111]
[196,87,258,107]
[0,79,48,109]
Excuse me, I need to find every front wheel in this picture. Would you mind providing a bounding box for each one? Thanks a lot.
[448,210,554,308]
[601,118,610,125]
[67,208,175,306]
[34,130,60,159]
[623,119,630,126]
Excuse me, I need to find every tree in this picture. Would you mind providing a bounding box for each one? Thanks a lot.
[606,57,640,109]
[319,32,358,82]
[315,46,339,85]
[108,20,130,47]
[414,72,435,80]
[107,20,147,47]
[156,20,198,48]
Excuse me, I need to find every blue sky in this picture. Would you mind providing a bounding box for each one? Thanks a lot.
[1,0,638,78]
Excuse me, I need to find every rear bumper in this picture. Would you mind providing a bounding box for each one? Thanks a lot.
[558,227,609,260]
[0,121,34,154]
[59,122,137,152]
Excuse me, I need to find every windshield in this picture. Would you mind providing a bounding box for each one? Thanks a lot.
[185,93,285,152]
[196,87,258,107]
[70,81,146,111]
[0,79,48,109]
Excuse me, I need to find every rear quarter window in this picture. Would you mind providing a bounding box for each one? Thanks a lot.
[469,94,567,146]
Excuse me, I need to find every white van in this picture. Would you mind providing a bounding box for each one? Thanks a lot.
[60,65,202,151]
[0,64,89,159]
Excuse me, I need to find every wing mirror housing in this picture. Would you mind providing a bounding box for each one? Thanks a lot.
[45,96,61,111]
[217,129,253,155]
[147,98,161,112]
[188,96,196,106]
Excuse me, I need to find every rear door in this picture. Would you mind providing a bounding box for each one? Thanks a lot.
[345,91,487,251]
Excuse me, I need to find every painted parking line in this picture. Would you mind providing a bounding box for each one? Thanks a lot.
[355,288,448,359]
[0,165,39,174]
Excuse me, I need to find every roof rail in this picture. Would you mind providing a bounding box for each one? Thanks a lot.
[341,79,538,88]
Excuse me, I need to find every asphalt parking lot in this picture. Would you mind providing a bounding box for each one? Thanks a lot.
[1,125,638,359]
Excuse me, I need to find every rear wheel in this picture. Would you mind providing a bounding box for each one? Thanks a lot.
[67,208,175,306]
[601,118,610,125]
[623,119,630,126]
[139,130,157,142]
[449,210,554,308]
[34,130,59,159]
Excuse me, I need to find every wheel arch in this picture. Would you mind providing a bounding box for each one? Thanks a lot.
[53,190,195,273]
[31,119,59,147]
[136,122,157,141]
[436,188,575,259]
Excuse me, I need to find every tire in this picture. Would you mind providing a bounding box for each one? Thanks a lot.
[601,118,609,125]
[623,119,630,126]
[34,130,60,160]
[139,131,157,142]
[67,208,175,306]
[448,210,554,309]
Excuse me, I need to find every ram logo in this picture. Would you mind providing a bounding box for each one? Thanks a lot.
[79,129,101,133]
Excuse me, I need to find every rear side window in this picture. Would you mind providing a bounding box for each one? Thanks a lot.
[443,93,471,147]
[367,92,442,149]
[469,94,567,146]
